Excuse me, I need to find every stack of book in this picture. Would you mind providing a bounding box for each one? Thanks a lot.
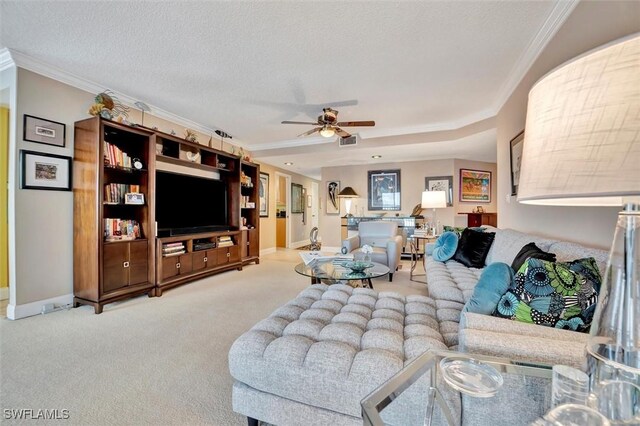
[104,142,133,168]
[104,219,141,241]
[104,184,140,204]
[162,242,185,257]
[218,236,234,247]
[412,229,432,237]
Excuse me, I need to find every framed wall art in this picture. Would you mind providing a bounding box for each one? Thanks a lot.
[510,130,525,196]
[21,150,72,191]
[425,175,453,207]
[368,169,401,211]
[259,172,269,217]
[460,168,491,203]
[291,183,304,214]
[23,115,66,148]
[326,180,340,215]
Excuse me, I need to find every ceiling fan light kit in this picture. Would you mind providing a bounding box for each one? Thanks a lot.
[282,107,375,139]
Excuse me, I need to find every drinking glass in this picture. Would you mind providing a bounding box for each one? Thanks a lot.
[591,380,640,424]
[552,365,590,408]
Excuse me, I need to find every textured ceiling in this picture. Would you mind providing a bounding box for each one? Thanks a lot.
[1,1,568,177]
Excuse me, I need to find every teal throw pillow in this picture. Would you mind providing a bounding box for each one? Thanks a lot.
[493,257,601,332]
[432,232,458,262]
[463,262,513,315]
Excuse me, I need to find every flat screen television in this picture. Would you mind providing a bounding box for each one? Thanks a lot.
[156,171,229,236]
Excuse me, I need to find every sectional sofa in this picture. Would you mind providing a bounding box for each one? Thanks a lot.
[228,227,608,425]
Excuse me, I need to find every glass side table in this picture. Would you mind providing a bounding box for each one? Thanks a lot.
[361,350,553,426]
[408,235,438,282]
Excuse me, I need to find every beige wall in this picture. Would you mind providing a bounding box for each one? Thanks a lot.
[496,0,640,249]
[319,158,497,247]
[257,162,319,250]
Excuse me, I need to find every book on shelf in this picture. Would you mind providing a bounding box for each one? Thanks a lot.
[219,236,232,242]
[163,250,185,257]
[104,218,142,241]
[104,141,134,169]
[218,241,234,247]
[104,183,141,204]
[163,242,184,248]
[162,246,185,254]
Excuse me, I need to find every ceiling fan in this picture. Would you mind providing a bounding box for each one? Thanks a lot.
[282,108,375,138]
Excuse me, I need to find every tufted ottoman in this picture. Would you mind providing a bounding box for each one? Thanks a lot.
[229,283,448,426]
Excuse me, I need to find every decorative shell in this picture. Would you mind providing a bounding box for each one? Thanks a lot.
[184,129,198,143]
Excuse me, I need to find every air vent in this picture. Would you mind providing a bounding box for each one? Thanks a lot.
[339,134,358,147]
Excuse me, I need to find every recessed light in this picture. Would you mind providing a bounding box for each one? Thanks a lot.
[284,162,293,166]
[371,155,382,159]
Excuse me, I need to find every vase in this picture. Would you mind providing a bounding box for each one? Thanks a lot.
[587,202,639,393]
[363,253,371,263]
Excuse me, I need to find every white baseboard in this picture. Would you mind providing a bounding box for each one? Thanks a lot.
[289,240,310,249]
[7,293,73,320]
[0,287,8,301]
[260,247,277,256]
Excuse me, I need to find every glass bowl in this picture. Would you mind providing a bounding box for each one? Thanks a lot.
[343,261,374,273]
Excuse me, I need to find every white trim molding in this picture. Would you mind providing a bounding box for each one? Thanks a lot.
[0,48,15,72]
[4,48,244,148]
[7,293,73,320]
[259,247,277,256]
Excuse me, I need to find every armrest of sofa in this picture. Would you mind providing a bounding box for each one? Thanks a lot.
[458,312,588,370]
[342,235,360,254]
[386,235,403,271]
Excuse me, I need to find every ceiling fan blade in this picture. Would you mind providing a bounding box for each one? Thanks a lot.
[298,127,321,137]
[282,120,320,125]
[335,127,351,138]
[335,120,375,127]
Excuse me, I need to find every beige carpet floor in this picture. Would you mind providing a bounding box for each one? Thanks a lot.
[0,250,427,425]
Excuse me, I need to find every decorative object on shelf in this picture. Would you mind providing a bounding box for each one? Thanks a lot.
[170,129,176,136]
[421,190,446,236]
[368,169,401,211]
[214,129,232,150]
[460,169,491,203]
[23,114,66,148]
[184,129,198,143]
[132,158,143,170]
[361,244,373,263]
[337,186,359,217]
[410,204,424,217]
[20,150,72,191]
[509,130,524,196]
[124,193,145,205]
[326,180,340,215]
[291,183,304,214]
[186,149,200,163]
[134,101,151,127]
[425,175,453,207]
[517,33,640,404]
[473,206,485,213]
[259,172,269,217]
[89,90,129,120]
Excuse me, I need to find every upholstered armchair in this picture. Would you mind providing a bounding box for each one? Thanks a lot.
[341,221,403,281]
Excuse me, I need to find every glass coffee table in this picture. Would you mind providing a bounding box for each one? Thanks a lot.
[361,350,553,426]
[295,261,390,289]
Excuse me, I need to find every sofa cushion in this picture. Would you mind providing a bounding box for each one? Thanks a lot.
[463,262,513,315]
[485,229,556,266]
[453,228,495,268]
[511,242,557,272]
[228,284,447,418]
[493,257,600,332]
[432,231,458,262]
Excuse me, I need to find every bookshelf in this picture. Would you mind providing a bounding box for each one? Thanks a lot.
[240,161,260,265]
[73,117,156,313]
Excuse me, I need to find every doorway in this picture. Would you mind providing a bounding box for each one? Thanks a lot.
[275,172,291,248]
[0,95,9,312]
[311,181,319,229]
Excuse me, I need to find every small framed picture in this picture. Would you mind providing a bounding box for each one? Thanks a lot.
[125,193,145,205]
[23,115,66,147]
[509,130,525,196]
[21,150,72,191]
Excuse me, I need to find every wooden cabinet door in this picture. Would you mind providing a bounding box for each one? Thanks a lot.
[192,251,207,271]
[228,245,240,263]
[178,254,193,274]
[103,243,128,293]
[162,256,180,280]
[248,229,259,257]
[240,231,249,259]
[217,247,229,264]
[128,241,148,285]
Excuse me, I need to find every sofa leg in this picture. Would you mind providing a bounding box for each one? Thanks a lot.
[248,417,259,426]
[389,273,393,282]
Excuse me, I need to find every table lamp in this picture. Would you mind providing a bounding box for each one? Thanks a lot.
[518,33,640,384]
[421,191,447,236]
[337,186,359,217]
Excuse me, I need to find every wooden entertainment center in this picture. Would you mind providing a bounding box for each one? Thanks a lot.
[73,117,260,313]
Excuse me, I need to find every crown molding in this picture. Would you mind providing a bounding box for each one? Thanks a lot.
[491,0,579,113]
[0,48,15,72]
[5,48,243,147]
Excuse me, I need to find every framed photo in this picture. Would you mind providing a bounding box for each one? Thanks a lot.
[259,172,269,217]
[425,175,453,207]
[291,183,304,214]
[125,193,145,205]
[23,115,66,148]
[368,169,401,211]
[460,168,491,203]
[510,130,525,196]
[326,180,340,215]
[21,150,72,191]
